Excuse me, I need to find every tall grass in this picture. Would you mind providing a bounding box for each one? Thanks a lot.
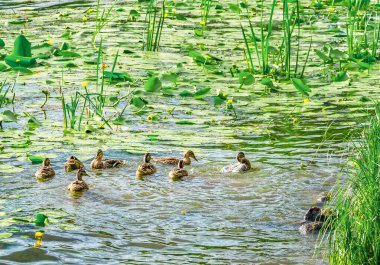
[201,0,212,26]
[322,105,380,264]
[91,0,116,46]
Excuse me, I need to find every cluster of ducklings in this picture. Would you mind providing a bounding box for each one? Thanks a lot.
[35,150,252,193]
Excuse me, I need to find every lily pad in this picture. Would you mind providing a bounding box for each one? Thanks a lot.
[144,77,162,92]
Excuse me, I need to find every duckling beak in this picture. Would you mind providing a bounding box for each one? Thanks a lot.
[193,155,198,161]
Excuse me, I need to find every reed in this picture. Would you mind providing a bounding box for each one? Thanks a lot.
[143,0,165,51]
[321,104,380,264]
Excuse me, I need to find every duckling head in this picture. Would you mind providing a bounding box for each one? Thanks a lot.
[185,150,198,161]
[95,149,104,160]
[43,158,51,167]
[77,168,89,181]
[144,153,152,163]
[236,152,245,162]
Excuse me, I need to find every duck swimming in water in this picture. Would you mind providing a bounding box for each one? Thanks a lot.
[64,156,84,172]
[67,168,89,192]
[90,149,126,169]
[153,150,198,165]
[221,152,251,173]
[169,159,188,181]
[136,153,157,177]
[35,158,55,179]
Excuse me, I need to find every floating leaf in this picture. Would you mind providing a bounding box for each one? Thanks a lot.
[162,73,179,83]
[103,71,133,82]
[333,71,349,82]
[144,77,162,92]
[315,49,332,64]
[12,35,31,57]
[179,90,193,97]
[131,97,147,108]
[27,154,44,164]
[0,110,17,122]
[175,120,195,125]
[239,72,254,86]
[291,78,311,97]
[5,55,36,68]
[12,66,33,74]
[261,78,274,87]
[193,87,211,99]
[56,51,81,58]
[0,233,12,239]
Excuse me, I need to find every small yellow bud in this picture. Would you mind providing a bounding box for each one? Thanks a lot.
[303,98,310,103]
[81,81,88,88]
[101,63,108,69]
[172,8,177,13]
[200,20,206,26]
[227,99,233,104]
[16,59,21,63]
[163,13,168,18]
[293,117,299,124]
[147,114,153,122]
[82,16,88,22]
[180,210,187,215]
[35,231,44,240]
[47,40,53,45]
[34,240,42,247]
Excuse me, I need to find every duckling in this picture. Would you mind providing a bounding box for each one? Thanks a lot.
[221,152,251,173]
[64,156,84,172]
[169,159,188,181]
[35,158,55,179]
[299,221,324,234]
[136,153,157,177]
[304,206,331,222]
[67,168,89,192]
[90,149,125,169]
[153,150,198,165]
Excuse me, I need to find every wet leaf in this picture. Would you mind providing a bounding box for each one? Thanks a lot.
[291,78,311,97]
[175,120,195,125]
[0,110,17,122]
[27,154,44,164]
[144,77,162,92]
[193,87,211,99]
[239,72,254,86]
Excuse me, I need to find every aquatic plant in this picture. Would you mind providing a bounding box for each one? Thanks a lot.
[200,0,212,26]
[91,0,116,46]
[143,0,165,51]
[321,105,380,264]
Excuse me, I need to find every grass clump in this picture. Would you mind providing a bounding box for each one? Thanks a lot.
[322,105,380,264]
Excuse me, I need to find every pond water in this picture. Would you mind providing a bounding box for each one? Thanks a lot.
[0,0,378,264]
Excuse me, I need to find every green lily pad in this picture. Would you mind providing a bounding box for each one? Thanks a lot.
[291,78,311,97]
[239,72,254,86]
[27,154,44,164]
[144,77,162,92]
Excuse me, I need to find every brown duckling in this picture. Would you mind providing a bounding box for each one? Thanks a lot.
[67,168,89,192]
[153,150,198,165]
[35,158,55,179]
[221,152,251,173]
[64,156,84,172]
[136,153,157,177]
[90,149,126,169]
[299,221,324,234]
[169,159,188,181]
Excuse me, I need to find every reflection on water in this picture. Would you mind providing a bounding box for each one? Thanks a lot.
[0,0,92,10]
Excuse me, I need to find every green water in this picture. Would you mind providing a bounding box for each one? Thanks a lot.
[0,0,378,264]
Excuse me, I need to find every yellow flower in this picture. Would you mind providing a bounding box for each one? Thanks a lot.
[81,81,88,88]
[163,13,168,18]
[227,99,233,104]
[200,20,206,26]
[180,210,187,215]
[34,240,42,247]
[303,98,310,103]
[35,231,43,239]
[16,59,20,63]
[82,16,88,22]
[101,63,108,69]
[147,114,153,122]
[172,8,177,13]
[47,40,53,45]
[293,117,299,124]
[327,6,335,12]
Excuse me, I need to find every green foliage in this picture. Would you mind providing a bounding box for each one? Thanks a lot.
[145,76,162,92]
[322,106,380,264]
[291,78,311,97]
